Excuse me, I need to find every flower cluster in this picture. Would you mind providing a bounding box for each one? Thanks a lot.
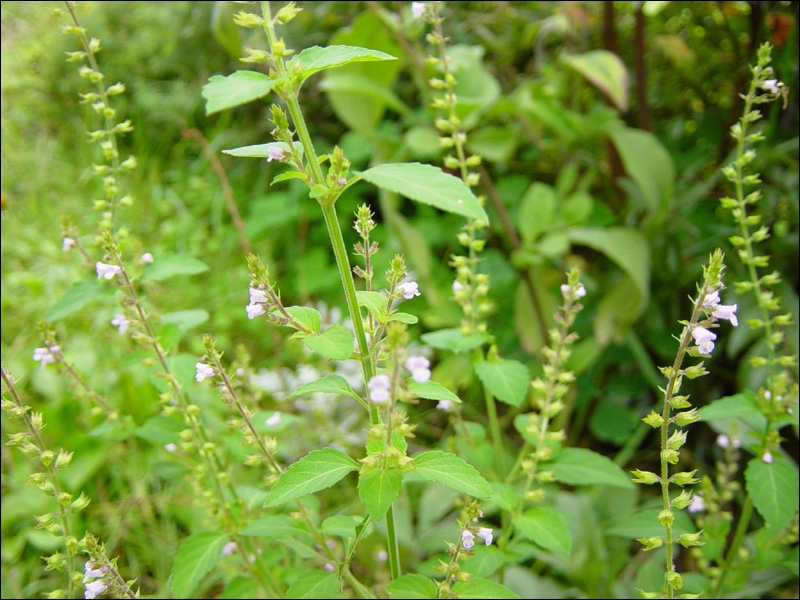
[560,282,586,301]
[691,290,738,355]
[195,362,215,382]
[33,346,59,369]
[367,373,391,404]
[396,281,421,300]
[405,356,430,383]
[83,561,108,599]
[461,526,493,550]
[110,314,130,335]
[246,287,268,320]
[96,261,122,280]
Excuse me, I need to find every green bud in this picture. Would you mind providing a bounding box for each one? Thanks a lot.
[233,10,263,27]
[70,492,91,512]
[275,2,302,23]
[658,509,674,528]
[661,448,680,464]
[637,536,663,551]
[670,395,692,409]
[636,590,661,599]
[675,409,700,426]
[642,411,663,428]
[631,469,659,485]
[666,570,684,590]
[672,470,700,486]
[667,429,688,450]
[672,490,693,510]
[684,363,708,379]
[678,530,704,547]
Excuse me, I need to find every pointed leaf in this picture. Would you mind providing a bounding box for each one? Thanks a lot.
[387,311,418,324]
[474,359,529,407]
[303,325,354,360]
[43,279,117,321]
[286,570,343,599]
[452,579,521,599]
[289,44,397,85]
[202,70,283,115]
[408,380,461,404]
[357,163,488,222]
[223,141,304,160]
[239,515,312,539]
[384,574,438,599]
[283,306,321,335]
[745,458,799,532]
[513,507,572,554]
[161,310,209,332]
[411,451,491,498]
[549,447,634,489]
[170,532,228,599]
[358,468,403,520]
[356,290,388,320]
[286,374,361,402]
[141,254,209,282]
[561,50,628,112]
[264,448,359,507]
[420,328,489,353]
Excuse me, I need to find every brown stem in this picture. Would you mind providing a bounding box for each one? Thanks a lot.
[634,5,651,131]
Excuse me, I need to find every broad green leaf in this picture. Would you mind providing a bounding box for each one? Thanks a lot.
[447,45,501,126]
[286,374,361,402]
[466,126,519,163]
[223,141,304,160]
[745,458,799,532]
[407,380,461,404]
[303,325,354,360]
[463,547,511,578]
[452,578,520,599]
[239,515,312,539]
[606,508,696,538]
[513,507,572,554]
[283,306,321,335]
[384,574,438,599]
[210,1,241,60]
[518,183,557,244]
[264,448,359,507]
[43,279,117,321]
[318,72,409,115]
[133,415,183,446]
[170,531,228,599]
[487,482,521,513]
[411,451,491,498]
[366,431,408,456]
[358,468,403,520]
[698,391,763,422]
[357,163,488,222]
[387,311,418,324]
[420,328,488,353]
[289,45,397,85]
[202,70,283,115]
[320,515,362,539]
[548,447,634,489]
[561,50,629,112]
[141,254,209,282]
[286,570,343,599]
[356,290,388,320]
[474,359,529,407]
[161,310,209,332]
[607,126,675,216]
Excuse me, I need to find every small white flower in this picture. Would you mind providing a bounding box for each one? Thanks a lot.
[96,261,122,280]
[195,362,215,382]
[63,237,76,251]
[111,314,130,335]
[712,304,738,327]
[762,451,773,464]
[703,291,720,307]
[376,550,388,562]
[324,562,336,573]
[267,145,289,162]
[249,287,269,304]
[716,434,741,449]
[337,177,347,186]
[33,347,56,369]
[405,356,431,383]
[164,443,177,452]
[437,399,454,412]
[411,2,426,18]
[246,303,267,320]
[83,562,104,581]
[84,580,107,600]
[452,280,463,292]
[561,283,586,300]
[397,281,421,299]
[221,541,238,557]
[266,412,281,426]
[368,373,392,404]
[141,252,154,263]
[692,326,717,355]
[476,527,493,546]
[761,79,780,93]
[461,529,475,550]
[688,494,704,513]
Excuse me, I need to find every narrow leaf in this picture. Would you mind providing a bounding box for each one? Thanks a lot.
[745,458,799,532]
[411,451,491,498]
[358,468,403,520]
[289,44,397,85]
[202,71,282,115]
[303,325,354,360]
[357,163,488,222]
[170,532,228,599]
[387,311,418,324]
[513,507,572,554]
[223,141,304,160]
[473,359,529,407]
[549,447,634,489]
[286,374,361,402]
[264,448,359,507]
[384,574,438,599]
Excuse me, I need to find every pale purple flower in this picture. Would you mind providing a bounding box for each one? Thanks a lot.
[437,399,454,412]
[111,314,130,335]
[267,146,289,162]
[692,326,717,355]
[221,541,238,557]
[266,412,281,426]
[376,550,388,562]
[688,494,704,513]
[716,434,741,449]
[83,562,104,581]
[461,529,475,550]
[561,283,586,300]
[63,237,76,251]
[476,528,493,546]
[141,252,154,264]
[452,280,463,292]
[762,451,773,464]
[246,303,267,320]
[84,580,107,599]
[713,304,738,327]
[405,356,431,383]
[703,291,720,308]
[164,443,177,453]
[324,562,336,573]
[397,281,421,299]
[337,177,347,186]
[96,261,122,280]
[195,362,215,382]
[368,373,391,404]
[411,2,426,18]
[761,79,780,93]
[249,288,269,304]
[33,347,56,369]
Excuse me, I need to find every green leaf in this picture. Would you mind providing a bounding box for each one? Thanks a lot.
[356,290,388,320]
[223,141,304,160]
[473,359,529,407]
[358,468,403,520]
[133,415,183,446]
[264,448,359,507]
[320,515,362,539]
[303,325,354,360]
[319,73,409,116]
[698,391,763,422]
[210,1,241,60]
[43,279,117,321]
[357,163,488,222]
[141,254,209,282]
[286,374,361,402]
[513,507,572,554]
[283,306,321,335]
[384,574,438,599]
[161,310,209,332]
[407,380,461,404]
[411,451,491,498]
[387,312,418,324]
[420,328,488,353]
[518,183,557,244]
[561,50,628,112]
[170,532,228,599]
[452,579,520,599]
[289,45,397,85]
[239,515,312,539]
[286,570,343,599]
[463,547,511,578]
[548,448,634,489]
[202,71,282,115]
[745,458,799,532]
[606,508,696,538]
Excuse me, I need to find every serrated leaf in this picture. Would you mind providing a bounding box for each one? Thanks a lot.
[282,306,321,335]
[43,279,117,321]
[561,50,628,112]
[170,532,228,599]
[356,290,388,320]
[320,515,362,539]
[285,374,361,402]
[513,507,572,554]
[357,163,488,222]
[473,359,529,407]
[264,448,359,507]
[420,328,488,353]
[606,508,696,538]
[698,391,763,422]
[141,254,209,282]
[358,468,402,520]
[223,141,304,160]
[384,574,438,599]
[202,70,283,115]
[488,481,522,513]
[239,515,312,539]
[745,458,799,532]
[303,325,354,360]
[286,570,343,599]
[548,447,634,489]
[452,578,520,599]
[411,451,491,498]
[407,380,461,404]
[289,44,397,85]
[463,547,511,578]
